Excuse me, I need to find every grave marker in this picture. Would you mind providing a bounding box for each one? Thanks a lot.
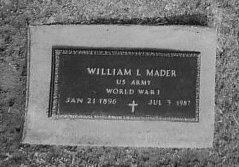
[23,25,216,148]
[49,47,200,122]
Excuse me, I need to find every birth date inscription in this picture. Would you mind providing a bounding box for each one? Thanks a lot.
[49,47,200,122]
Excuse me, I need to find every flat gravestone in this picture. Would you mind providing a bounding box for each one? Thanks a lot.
[23,25,216,148]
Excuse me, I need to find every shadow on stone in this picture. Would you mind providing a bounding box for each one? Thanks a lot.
[44,14,208,26]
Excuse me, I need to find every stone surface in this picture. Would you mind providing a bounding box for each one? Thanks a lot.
[23,25,216,148]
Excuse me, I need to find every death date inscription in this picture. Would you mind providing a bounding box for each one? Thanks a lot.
[49,47,200,122]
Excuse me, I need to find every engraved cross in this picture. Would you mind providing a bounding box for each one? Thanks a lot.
[128,100,138,113]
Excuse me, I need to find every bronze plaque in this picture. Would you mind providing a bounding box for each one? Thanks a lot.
[49,47,200,122]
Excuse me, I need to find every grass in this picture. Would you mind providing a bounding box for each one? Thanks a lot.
[0,0,239,166]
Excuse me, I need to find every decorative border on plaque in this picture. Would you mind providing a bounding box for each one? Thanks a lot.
[49,47,200,122]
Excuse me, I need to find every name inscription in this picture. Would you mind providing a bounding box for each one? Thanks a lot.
[49,47,200,122]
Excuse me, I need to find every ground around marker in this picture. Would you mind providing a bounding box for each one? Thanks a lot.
[0,0,239,166]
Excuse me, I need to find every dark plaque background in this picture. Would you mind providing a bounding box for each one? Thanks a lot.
[49,47,200,122]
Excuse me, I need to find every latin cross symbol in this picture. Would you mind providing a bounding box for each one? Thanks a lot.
[128,100,138,113]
